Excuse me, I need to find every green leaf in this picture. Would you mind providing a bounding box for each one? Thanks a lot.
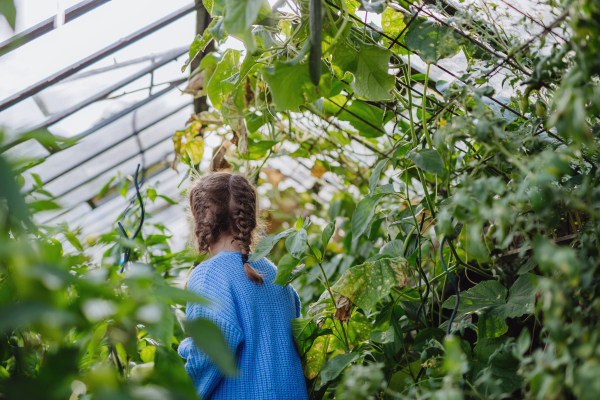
[140,346,156,363]
[312,246,322,261]
[285,229,308,259]
[332,42,394,101]
[411,328,445,352]
[370,325,395,344]
[241,139,279,160]
[287,265,308,286]
[64,232,83,252]
[327,98,389,138]
[404,18,462,64]
[379,240,404,258]
[322,221,336,249]
[0,365,9,380]
[369,159,389,193]
[382,7,406,47]
[295,216,303,230]
[332,258,407,310]
[262,61,332,112]
[154,285,209,305]
[0,0,16,30]
[443,274,537,338]
[184,318,237,376]
[28,200,60,213]
[207,49,241,110]
[345,312,372,343]
[317,353,359,389]
[249,228,296,262]
[157,195,178,205]
[0,302,75,334]
[304,334,331,379]
[31,173,43,188]
[98,177,115,197]
[443,280,507,315]
[408,148,444,175]
[223,0,268,36]
[351,194,384,240]
[147,188,157,202]
[273,253,300,286]
[182,28,214,72]
[359,0,387,13]
[388,360,421,392]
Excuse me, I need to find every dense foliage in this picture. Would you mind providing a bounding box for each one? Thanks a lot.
[2,0,600,399]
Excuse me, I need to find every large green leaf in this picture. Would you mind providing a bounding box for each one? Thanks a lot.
[351,194,384,240]
[0,0,16,30]
[322,221,336,249]
[184,318,237,376]
[285,229,308,259]
[404,18,462,64]
[382,7,406,49]
[262,61,332,112]
[273,253,300,286]
[443,274,537,338]
[304,334,331,379]
[332,258,407,310]
[326,97,388,137]
[369,159,389,193]
[249,227,296,262]
[408,149,444,175]
[223,0,268,36]
[332,42,394,101]
[317,353,359,389]
[207,49,240,110]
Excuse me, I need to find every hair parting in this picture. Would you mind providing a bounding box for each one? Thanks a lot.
[188,172,264,285]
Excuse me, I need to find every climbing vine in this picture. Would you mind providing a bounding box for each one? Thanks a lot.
[175,0,600,399]
[1,0,600,399]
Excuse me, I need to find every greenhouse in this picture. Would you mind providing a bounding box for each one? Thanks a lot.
[1,0,599,399]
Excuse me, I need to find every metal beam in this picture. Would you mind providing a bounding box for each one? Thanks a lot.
[52,132,175,202]
[41,161,172,225]
[0,0,112,56]
[72,77,186,142]
[62,46,187,82]
[0,77,185,154]
[0,2,199,112]
[37,47,187,129]
[38,101,190,188]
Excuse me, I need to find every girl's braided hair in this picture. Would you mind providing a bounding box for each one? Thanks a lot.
[188,172,263,284]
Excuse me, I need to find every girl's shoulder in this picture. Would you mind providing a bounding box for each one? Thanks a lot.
[187,254,233,293]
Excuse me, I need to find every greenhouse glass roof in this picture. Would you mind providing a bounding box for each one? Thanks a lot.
[0,0,563,252]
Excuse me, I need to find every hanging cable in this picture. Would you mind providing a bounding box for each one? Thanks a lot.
[414,212,429,325]
[117,164,145,272]
[440,234,459,335]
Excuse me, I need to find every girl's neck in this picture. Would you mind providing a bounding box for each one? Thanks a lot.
[210,234,243,256]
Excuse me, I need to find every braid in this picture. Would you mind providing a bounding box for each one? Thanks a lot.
[229,175,263,285]
[188,171,263,285]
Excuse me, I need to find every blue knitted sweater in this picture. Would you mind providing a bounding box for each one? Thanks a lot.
[178,250,308,400]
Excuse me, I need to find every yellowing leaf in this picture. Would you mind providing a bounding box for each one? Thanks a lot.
[311,159,328,178]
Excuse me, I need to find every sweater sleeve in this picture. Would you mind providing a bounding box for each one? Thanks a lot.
[178,265,244,399]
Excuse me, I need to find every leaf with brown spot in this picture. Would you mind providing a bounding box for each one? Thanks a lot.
[304,334,331,379]
[334,295,353,323]
[311,159,328,178]
[331,257,407,310]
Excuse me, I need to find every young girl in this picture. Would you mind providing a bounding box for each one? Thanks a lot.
[178,172,308,400]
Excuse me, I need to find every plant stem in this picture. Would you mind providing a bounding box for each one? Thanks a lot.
[417,168,436,219]
[404,56,418,147]
[422,63,433,149]
[309,244,350,351]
